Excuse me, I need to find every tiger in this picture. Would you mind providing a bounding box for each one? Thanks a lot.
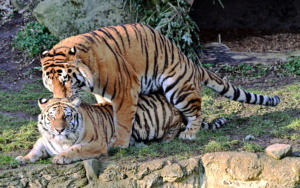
[15,93,226,165]
[40,23,280,148]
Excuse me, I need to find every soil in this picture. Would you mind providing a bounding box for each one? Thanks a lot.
[199,28,300,53]
[0,13,41,92]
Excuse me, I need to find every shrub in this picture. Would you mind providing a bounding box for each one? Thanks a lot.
[125,0,201,64]
[12,21,58,57]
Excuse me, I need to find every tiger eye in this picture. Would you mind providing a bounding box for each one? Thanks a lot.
[57,70,62,73]
[68,69,72,73]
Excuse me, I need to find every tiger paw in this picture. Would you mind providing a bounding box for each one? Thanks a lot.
[179,130,197,140]
[109,135,129,148]
[98,101,112,106]
[52,154,73,164]
[15,156,28,164]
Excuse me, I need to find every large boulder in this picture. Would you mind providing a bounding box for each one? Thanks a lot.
[33,0,135,40]
[202,152,300,188]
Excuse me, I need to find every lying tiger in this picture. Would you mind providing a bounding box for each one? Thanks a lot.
[40,23,280,148]
[16,94,226,164]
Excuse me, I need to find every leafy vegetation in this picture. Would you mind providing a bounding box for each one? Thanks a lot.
[278,56,300,75]
[125,0,201,64]
[12,21,58,57]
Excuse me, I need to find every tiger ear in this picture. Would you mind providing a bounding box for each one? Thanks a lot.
[70,97,81,107]
[69,46,77,55]
[40,49,49,59]
[38,98,49,110]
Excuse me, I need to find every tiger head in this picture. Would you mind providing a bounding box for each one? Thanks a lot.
[38,97,83,142]
[40,46,94,97]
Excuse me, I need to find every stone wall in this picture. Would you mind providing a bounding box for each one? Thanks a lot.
[1,152,300,188]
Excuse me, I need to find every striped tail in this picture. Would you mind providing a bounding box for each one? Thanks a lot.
[201,118,227,130]
[200,67,280,106]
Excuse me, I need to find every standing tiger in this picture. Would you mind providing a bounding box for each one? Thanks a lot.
[16,93,226,164]
[40,23,280,148]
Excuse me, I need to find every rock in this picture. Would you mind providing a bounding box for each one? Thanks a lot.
[202,152,300,188]
[0,162,88,188]
[2,152,300,187]
[33,0,135,40]
[161,163,184,182]
[83,159,102,182]
[10,0,40,12]
[265,143,293,160]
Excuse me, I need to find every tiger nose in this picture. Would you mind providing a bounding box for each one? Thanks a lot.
[55,128,65,133]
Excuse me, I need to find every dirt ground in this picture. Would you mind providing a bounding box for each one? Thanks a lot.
[0,13,40,92]
[199,28,300,53]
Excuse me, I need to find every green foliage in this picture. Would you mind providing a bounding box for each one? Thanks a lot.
[0,155,20,169]
[279,56,300,75]
[125,0,201,64]
[12,21,58,57]
[243,143,264,152]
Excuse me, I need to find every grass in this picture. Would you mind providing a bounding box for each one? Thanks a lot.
[1,63,300,168]
[107,82,300,162]
[0,79,50,115]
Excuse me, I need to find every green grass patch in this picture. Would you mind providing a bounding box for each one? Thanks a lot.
[0,155,20,170]
[0,115,38,152]
[0,80,50,116]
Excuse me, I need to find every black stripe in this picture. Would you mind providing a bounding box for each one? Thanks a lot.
[144,44,149,85]
[121,25,131,47]
[182,98,201,110]
[98,28,122,54]
[175,92,193,105]
[102,75,109,97]
[245,91,252,103]
[164,66,187,93]
[83,35,96,44]
[259,95,264,105]
[110,80,117,101]
[90,31,102,43]
[233,86,241,101]
[109,27,125,51]
[220,85,229,95]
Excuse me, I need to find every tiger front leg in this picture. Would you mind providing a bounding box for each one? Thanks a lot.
[52,142,108,165]
[109,91,139,148]
[16,138,49,164]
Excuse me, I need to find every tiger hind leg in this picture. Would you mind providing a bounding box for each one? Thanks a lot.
[169,92,203,139]
[160,122,183,142]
